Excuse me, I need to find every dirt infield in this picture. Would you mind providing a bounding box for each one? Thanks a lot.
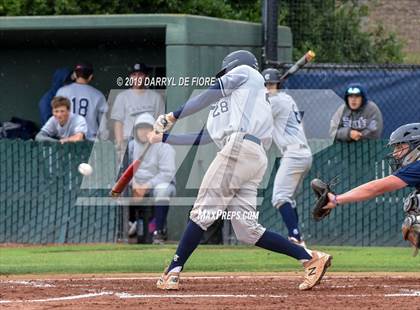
[1,273,420,309]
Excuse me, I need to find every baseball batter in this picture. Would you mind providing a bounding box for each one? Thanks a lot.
[56,62,108,140]
[262,68,312,247]
[149,50,332,291]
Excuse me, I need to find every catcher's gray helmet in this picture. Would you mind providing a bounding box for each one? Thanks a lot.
[386,123,420,171]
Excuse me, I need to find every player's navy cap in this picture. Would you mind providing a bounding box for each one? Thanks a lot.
[130,63,150,74]
[74,62,93,72]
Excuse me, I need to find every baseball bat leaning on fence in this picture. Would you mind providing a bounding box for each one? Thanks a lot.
[110,142,152,197]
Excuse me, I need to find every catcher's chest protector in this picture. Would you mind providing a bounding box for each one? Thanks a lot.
[402,189,420,257]
[404,189,420,215]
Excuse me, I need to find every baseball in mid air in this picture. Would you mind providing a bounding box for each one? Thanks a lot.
[78,163,93,176]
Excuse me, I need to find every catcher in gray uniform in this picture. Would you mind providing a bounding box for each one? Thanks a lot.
[262,68,312,247]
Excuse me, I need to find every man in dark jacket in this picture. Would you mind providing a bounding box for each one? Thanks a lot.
[38,68,74,126]
[330,83,383,142]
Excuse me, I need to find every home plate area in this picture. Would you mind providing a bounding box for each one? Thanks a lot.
[1,273,420,309]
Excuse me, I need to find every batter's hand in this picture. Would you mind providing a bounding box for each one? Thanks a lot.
[154,113,176,133]
[147,131,163,144]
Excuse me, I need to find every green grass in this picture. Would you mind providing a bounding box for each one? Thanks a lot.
[1,244,419,275]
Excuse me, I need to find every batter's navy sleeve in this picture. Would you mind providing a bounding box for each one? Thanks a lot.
[393,161,420,187]
[172,67,248,119]
[218,69,248,96]
[172,83,224,119]
[162,128,213,145]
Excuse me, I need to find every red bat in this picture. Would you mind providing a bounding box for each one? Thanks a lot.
[110,143,152,197]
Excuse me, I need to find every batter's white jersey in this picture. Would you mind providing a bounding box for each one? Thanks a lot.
[110,89,165,140]
[270,92,311,158]
[56,83,108,140]
[206,65,273,150]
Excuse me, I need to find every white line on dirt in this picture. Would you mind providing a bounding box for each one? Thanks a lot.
[2,290,420,304]
[0,292,113,304]
[2,280,55,288]
[116,292,288,299]
[386,290,420,297]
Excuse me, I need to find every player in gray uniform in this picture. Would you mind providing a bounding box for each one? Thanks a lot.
[262,68,312,247]
[111,63,165,149]
[35,96,87,143]
[56,62,108,140]
[149,50,332,291]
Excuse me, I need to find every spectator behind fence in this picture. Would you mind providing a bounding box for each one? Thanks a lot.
[128,113,176,244]
[35,96,87,144]
[111,63,165,151]
[56,62,108,140]
[330,83,383,142]
[38,68,74,126]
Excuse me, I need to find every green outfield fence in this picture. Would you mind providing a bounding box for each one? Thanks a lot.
[0,139,411,245]
[0,140,120,243]
[261,140,411,247]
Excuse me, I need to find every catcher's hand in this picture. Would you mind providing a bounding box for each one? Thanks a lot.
[154,113,176,133]
[311,178,334,221]
[402,214,420,257]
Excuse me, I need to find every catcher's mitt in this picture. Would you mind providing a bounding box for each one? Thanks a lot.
[402,214,420,257]
[311,178,335,221]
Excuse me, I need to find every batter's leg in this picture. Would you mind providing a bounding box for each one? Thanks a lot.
[161,139,243,281]
[229,186,312,261]
[229,185,332,291]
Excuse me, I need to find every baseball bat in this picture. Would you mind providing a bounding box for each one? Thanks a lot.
[279,50,315,81]
[110,142,152,197]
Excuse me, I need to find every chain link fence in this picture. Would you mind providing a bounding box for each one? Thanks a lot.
[258,64,420,246]
[259,140,411,246]
[1,64,419,246]
[0,140,120,243]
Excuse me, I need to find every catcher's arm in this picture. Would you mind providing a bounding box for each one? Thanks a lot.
[323,176,407,210]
